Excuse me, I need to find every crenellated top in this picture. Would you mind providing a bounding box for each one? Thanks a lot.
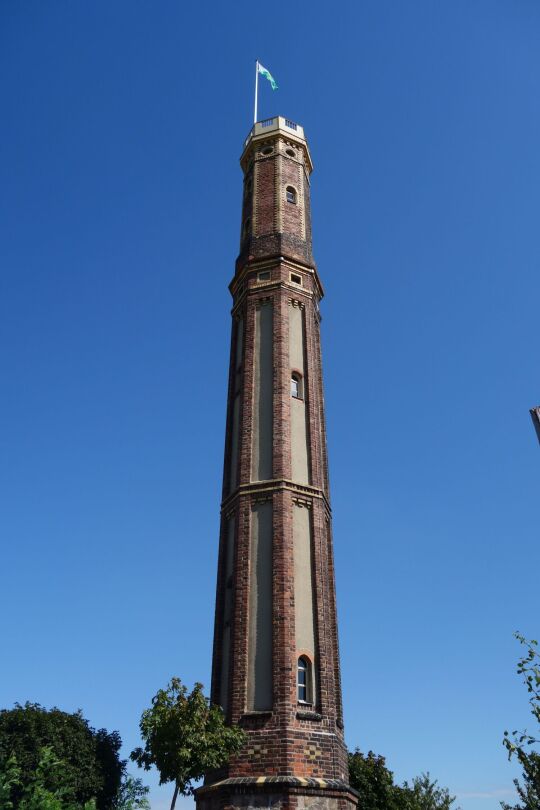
[237,116,315,274]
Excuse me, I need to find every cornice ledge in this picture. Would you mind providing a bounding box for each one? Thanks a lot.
[221,479,331,513]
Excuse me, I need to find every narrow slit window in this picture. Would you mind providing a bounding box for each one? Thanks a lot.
[297,656,312,703]
[286,186,297,204]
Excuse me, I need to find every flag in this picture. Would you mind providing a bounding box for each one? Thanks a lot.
[258,62,278,90]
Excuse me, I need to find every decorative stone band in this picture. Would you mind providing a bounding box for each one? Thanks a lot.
[221,478,331,515]
[196,775,359,797]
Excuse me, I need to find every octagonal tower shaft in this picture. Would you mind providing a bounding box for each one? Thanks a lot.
[197,118,357,810]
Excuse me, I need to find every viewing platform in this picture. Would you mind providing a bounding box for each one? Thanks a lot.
[241,116,312,170]
[243,116,306,147]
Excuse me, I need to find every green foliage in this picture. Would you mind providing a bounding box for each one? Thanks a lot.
[0,746,98,810]
[131,677,246,808]
[398,773,457,810]
[0,753,21,809]
[114,777,149,810]
[348,750,458,810]
[0,703,122,809]
[0,703,148,810]
[502,633,540,810]
[348,750,394,810]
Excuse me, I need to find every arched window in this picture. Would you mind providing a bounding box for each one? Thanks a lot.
[291,373,303,399]
[286,186,297,204]
[297,656,312,703]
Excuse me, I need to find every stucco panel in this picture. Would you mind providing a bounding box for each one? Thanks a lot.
[289,304,310,484]
[293,504,315,658]
[251,304,273,481]
[247,501,273,711]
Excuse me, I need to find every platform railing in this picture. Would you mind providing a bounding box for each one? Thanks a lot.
[243,116,305,147]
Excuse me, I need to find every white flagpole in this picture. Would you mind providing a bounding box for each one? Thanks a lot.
[254,59,259,124]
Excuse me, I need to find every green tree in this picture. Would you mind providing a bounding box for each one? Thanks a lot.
[399,773,457,810]
[0,753,21,809]
[0,703,148,810]
[114,777,149,810]
[130,678,246,810]
[0,747,97,810]
[348,750,458,810]
[502,633,540,810]
[348,750,395,810]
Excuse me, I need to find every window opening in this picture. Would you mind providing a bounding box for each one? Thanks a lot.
[297,656,311,703]
[291,373,302,399]
[286,186,297,204]
[290,273,302,285]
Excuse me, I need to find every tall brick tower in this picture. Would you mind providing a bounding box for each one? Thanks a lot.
[196,117,357,810]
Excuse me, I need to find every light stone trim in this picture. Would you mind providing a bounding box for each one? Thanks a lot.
[221,479,329,513]
[253,494,272,505]
[292,497,312,509]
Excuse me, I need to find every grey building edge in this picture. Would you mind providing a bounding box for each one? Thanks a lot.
[530,406,540,445]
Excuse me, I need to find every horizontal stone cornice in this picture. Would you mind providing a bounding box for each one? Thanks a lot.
[221,478,331,515]
[232,254,324,298]
[196,775,359,799]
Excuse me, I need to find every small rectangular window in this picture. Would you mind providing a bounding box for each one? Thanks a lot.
[258,271,271,281]
[290,274,302,285]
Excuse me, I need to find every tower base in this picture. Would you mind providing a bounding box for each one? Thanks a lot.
[196,776,358,810]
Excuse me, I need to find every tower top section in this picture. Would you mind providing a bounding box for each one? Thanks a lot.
[237,115,316,274]
[241,116,313,173]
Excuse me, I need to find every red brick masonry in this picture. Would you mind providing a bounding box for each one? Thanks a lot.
[197,121,358,810]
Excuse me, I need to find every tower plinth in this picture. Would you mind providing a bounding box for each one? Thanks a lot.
[196,116,357,810]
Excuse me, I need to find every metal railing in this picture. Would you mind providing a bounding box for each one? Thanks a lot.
[243,116,303,148]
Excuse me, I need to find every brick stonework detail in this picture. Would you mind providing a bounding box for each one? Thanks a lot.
[199,120,357,810]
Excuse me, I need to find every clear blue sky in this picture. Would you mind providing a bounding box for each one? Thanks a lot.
[1,2,538,809]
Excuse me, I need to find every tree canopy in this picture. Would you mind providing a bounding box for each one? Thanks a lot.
[502,633,540,810]
[130,678,246,810]
[0,703,148,810]
[348,750,458,810]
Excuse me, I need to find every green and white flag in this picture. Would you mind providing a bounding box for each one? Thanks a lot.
[257,61,278,90]
[254,60,278,123]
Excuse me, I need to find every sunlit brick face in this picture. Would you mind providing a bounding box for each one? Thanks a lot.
[198,119,357,810]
